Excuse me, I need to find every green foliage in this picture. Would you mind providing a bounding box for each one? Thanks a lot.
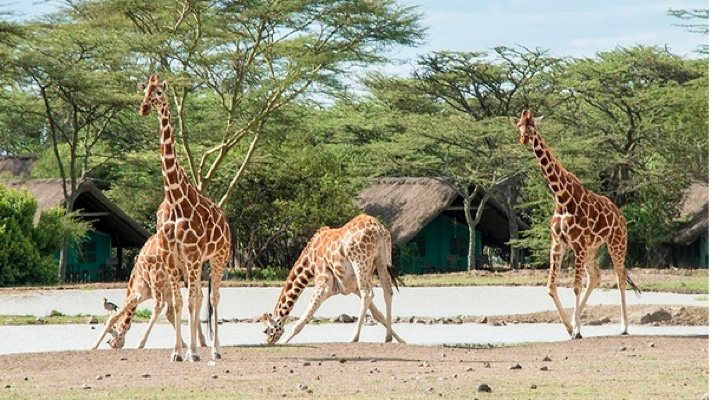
[0,185,88,286]
[134,309,152,319]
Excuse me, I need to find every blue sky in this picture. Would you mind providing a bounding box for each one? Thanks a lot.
[2,0,707,76]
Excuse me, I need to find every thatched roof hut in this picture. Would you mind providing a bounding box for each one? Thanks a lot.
[2,178,148,247]
[672,181,708,246]
[356,177,527,248]
[0,155,35,178]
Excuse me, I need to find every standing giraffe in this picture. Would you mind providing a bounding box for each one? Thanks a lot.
[139,75,231,361]
[91,234,206,351]
[512,109,640,338]
[262,214,405,345]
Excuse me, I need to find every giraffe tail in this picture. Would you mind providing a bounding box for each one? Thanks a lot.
[386,264,403,292]
[207,277,214,341]
[626,271,642,298]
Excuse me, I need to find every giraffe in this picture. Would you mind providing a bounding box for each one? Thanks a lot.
[139,75,232,361]
[91,234,206,351]
[262,214,405,345]
[512,109,640,338]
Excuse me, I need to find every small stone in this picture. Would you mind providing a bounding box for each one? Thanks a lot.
[420,362,430,368]
[619,346,627,352]
[81,383,91,390]
[540,366,549,371]
[479,316,488,324]
[329,353,336,357]
[4,385,10,389]
[140,373,151,378]
[211,375,218,379]
[339,359,346,364]
[316,376,320,380]
[483,362,491,368]
[452,374,458,379]
[23,377,28,381]
[298,384,309,391]
[306,389,313,394]
[120,357,127,361]
[530,384,538,389]
[302,361,311,366]
[476,383,492,393]
[224,370,230,374]
[509,363,522,370]
[370,359,377,363]
[649,342,656,348]
[95,375,103,381]
[87,316,99,324]
[104,374,111,378]
[289,369,294,373]
[542,356,552,362]
[207,361,217,367]
[465,367,474,372]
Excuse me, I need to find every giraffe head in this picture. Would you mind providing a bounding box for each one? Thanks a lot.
[511,109,543,145]
[106,319,131,349]
[138,74,168,117]
[261,313,284,345]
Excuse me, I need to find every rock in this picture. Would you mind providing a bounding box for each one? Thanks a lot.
[87,316,98,324]
[333,314,355,323]
[35,318,46,325]
[4,385,10,389]
[339,359,347,364]
[95,375,103,381]
[530,384,538,389]
[302,361,311,366]
[224,370,230,374]
[542,356,552,362]
[104,374,111,378]
[509,363,522,370]
[479,316,488,324]
[618,346,627,352]
[23,377,28,381]
[207,361,217,367]
[140,373,151,378]
[465,367,474,372]
[420,362,430,368]
[476,383,492,393]
[599,316,611,324]
[81,383,91,390]
[649,342,656,348]
[540,366,549,371]
[211,375,218,379]
[633,308,672,324]
[483,362,491,368]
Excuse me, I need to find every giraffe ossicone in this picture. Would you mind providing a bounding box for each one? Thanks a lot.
[139,74,232,362]
[263,214,405,345]
[513,109,640,339]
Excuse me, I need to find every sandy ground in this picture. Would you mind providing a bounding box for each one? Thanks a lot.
[0,336,706,400]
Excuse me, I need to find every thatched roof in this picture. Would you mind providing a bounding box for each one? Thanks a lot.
[672,181,709,246]
[356,177,527,248]
[0,155,35,178]
[1,178,149,247]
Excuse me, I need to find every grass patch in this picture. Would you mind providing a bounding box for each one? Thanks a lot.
[400,272,542,287]
[639,277,708,294]
[0,312,152,326]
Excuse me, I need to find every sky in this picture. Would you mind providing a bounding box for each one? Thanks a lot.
[1,0,707,77]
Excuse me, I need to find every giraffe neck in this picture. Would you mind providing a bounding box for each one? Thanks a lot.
[273,257,316,323]
[530,131,579,203]
[157,100,188,202]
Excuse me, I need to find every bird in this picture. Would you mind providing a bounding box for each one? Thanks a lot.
[103,297,118,315]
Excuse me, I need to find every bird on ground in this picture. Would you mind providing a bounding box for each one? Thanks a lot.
[103,297,118,314]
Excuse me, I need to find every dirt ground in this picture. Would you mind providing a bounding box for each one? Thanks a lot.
[0,335,706,400]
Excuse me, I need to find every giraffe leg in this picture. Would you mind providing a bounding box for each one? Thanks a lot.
[137,301,165,349]
[208,255,227,360]
[571,249,588,339]
[350,264,375,343]
[374,259,396,343]
[186,293,207,348]
[368,303,406,344]
[170,282,184,362]
[284,278,333,344]
[610,242,630,335]
[184,266,201,362]
[547,238,573,335]
[165,303,188,348]
[577,248,602,321]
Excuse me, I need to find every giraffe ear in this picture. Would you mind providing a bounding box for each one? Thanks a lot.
[138,82,147,91]
[260,313,271,323]
[510,117,519,126]
[533,116,544,127]
[159,81,168,91]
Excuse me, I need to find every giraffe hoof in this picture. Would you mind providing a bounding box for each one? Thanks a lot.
[572,333,583,340]
[212,351,222,360]
[385,335,393,343]
[621,331,629,336]
[170,354,183,362]
[185,352,200,362]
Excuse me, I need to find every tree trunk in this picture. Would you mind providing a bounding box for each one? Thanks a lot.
[463,193,476,272]
[57,247,67,283]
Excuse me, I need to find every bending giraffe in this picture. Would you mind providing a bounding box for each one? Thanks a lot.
[512,109,640,339]
[262,214,405,345]
[139,75,231,362]
[91,234,206,351]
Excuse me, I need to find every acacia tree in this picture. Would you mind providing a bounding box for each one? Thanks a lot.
[65,0,423,207]
[401,47,559,268]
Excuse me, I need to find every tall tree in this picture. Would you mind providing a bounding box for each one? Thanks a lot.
[65,0,423,206]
